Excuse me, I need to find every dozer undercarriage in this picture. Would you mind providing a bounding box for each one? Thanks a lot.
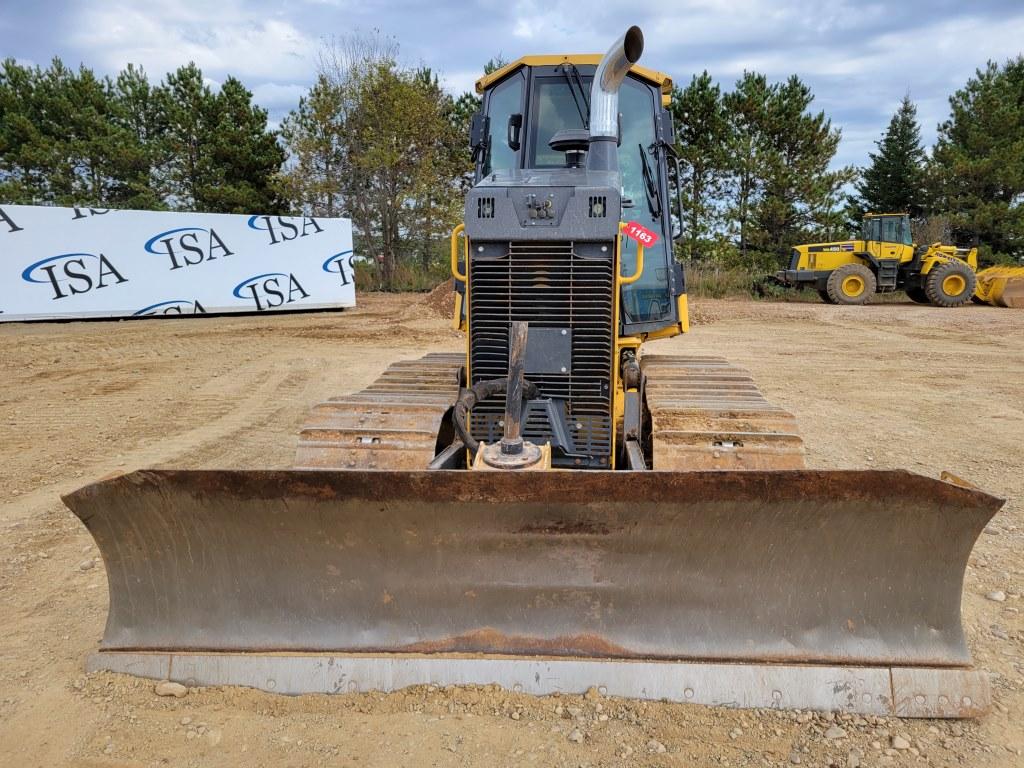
[64,26,1002,718]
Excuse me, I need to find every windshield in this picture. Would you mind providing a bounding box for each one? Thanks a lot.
[529,77,589,167]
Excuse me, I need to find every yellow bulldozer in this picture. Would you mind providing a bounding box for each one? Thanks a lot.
[63,28,1002,717]
[776,213,979,306]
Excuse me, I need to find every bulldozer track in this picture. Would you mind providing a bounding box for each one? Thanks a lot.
[297,352,804,471]
[641,354,806,470]
[294,352,464,470]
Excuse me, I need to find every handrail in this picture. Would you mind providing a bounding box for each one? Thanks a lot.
[618,222,645,285]
[451,223,467,282]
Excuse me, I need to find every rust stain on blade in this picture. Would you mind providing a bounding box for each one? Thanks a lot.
[396,628,634,657]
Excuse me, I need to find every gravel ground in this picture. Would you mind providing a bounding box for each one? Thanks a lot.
[0,293,1021,767]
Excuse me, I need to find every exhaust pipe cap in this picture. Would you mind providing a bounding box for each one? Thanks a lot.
[623,26,644,64]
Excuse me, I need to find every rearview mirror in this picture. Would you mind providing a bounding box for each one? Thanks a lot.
[469,112,490,153]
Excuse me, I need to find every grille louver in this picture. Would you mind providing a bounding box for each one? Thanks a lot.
[477,197,495,219]
[469,242,614,466]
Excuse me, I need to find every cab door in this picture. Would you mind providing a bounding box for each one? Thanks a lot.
[867,216,913,263]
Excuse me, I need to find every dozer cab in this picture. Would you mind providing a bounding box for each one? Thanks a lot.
[64,28,1002,717]
[776,213,979,306]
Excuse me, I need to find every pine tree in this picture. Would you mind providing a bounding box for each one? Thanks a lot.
[755,75,853,260]
[203,76,285,214]
[931,57,1024,260]
[672,72,728,261]
[155,64,284,213]
[853,95,926,219]
[0,58,50,204]
[155,63,217,210]
[722,72,772,265]
[107,64,167,209]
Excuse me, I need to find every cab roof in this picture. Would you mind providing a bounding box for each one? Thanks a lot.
[475,55,674,107]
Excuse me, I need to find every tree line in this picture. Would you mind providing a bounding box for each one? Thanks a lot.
[2,39,1021,290]
[0,59,284,214]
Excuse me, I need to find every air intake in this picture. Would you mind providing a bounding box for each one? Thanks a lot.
[477,197,495,219]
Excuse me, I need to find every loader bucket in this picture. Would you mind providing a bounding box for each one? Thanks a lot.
[64,469,1002,717]
[975,266,1024,308]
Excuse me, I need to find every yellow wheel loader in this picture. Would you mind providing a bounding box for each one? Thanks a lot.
[64,28,1002,718]
[776,213,979,306]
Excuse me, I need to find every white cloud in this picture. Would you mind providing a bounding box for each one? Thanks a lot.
[250,82,309,107]
[442,68,482,96]
[69,0,315,81]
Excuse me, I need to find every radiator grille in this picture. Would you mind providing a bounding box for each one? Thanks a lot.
[469,242,614,466]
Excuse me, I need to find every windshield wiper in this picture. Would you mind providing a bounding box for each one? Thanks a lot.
[639,143,662,218]
[561,64,590,128]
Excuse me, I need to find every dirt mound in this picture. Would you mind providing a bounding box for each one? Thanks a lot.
[422,280,456,319]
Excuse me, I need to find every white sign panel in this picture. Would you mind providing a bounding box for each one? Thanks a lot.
[0,204,356,321]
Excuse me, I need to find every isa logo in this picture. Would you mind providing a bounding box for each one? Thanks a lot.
[21,252,128,300]
[322,250,355,286]
[233,272,309,311]
[247,215,323,245]
[0,206,23,233]
[145,227,234,270]
[133,299,207,316]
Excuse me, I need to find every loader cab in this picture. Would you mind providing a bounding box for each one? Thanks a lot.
[862,213,914,264]
[472,57,682,335]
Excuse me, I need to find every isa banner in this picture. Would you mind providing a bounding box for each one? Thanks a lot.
[0,204,356,321]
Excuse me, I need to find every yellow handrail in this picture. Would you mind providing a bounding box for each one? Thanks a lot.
[450,223,467,282]
[618,222,645,285]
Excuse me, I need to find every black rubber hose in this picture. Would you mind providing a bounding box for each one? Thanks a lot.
[452,377,539,456]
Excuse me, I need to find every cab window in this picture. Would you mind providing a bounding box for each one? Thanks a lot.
[529,76,589,167]
[881,217,901,244]
[483,73,524,176]
[617,79,671,325]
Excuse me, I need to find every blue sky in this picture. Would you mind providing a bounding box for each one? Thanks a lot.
[2,0,1022,170]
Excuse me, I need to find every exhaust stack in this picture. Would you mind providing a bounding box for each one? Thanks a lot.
[587,25,644,173]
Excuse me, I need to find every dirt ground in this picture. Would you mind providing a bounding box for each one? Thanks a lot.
[1,293,1021,767]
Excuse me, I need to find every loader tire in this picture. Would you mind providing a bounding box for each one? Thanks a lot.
[906,287,930,304]
[817,289,837,304]
[925,261,976,307]
[826,264,875,305]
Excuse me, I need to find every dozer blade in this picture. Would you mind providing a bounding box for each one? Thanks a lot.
[64,469,1002,717]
